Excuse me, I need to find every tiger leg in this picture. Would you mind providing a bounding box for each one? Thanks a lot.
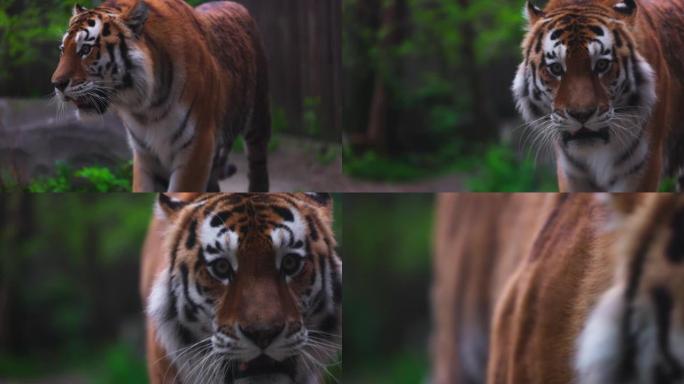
[168,127,214,192]
[132,151,158,192]
[244,103,271,192]
[206,177,220,192]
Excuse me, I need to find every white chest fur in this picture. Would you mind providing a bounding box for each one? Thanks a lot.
[118,103,197,178]
[560,134,649,192]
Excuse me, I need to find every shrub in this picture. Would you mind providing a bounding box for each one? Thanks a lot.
[26,162,132,192]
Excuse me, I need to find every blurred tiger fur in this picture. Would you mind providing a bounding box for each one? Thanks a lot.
[433,193,684,384]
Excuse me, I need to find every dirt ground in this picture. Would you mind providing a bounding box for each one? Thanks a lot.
[221,142,465,192]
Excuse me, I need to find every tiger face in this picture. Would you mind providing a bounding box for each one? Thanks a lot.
[51,3,150,115]
[513,0,656,152]
[577,195,684,384]
[148,193,341,383]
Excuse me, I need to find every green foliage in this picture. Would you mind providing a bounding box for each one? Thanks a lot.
[0,353,53,378]
[343,149,428,181]
[659,177,677,192]
[466,145,558,192]
[403,0,523,65]
[0,342,147,383]
[303,96,322,137]
[344,0,526,141]
[272,106,289,133]
[317,145,339,166]
[344,141,557,191]
[0,1,97,85]
[343,137,465,182]
[356,351,427,384]
[91,343,147,384]
[344,0,533,186]
[27,161,132,192]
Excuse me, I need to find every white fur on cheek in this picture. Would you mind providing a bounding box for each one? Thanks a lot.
[147,269,184,356]
[635,55,657,113]
[512,62,535,122]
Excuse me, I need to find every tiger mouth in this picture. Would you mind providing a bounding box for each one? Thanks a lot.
[65,94,110,114]
[561,127,610,145]
[232,355,297,381]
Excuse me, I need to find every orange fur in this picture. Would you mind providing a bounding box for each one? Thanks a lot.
[433,193,684,383]
[140,193,340,383]
[52,1,270,192]
[514,0,684,191]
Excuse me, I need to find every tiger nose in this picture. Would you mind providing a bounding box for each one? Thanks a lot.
[240,323,285,349]
[52,78,69,93]
[567,107,597,123]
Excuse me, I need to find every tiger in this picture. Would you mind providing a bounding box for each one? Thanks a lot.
[140,193,341,383]
[50,0,271,192]
[512,0,684,192]
[432,193,684,384]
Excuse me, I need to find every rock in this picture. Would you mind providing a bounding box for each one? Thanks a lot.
[0,98,130,181]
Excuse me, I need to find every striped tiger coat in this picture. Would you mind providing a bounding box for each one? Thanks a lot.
[512,0,684,191]
[140,193,342,383]
[51,0,270,192]
[432,193,684,384]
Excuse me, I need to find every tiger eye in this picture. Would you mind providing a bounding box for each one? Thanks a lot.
[211,259,233,280]
[80,45,92,56]
[281,253,302,276]
[594,59,611,73]
[548,62,564,77]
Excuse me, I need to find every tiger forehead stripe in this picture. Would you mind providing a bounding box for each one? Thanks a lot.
[177,197,319,271]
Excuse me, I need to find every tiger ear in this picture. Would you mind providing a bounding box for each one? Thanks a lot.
[124,1,150,37]
[525,0,545,24]
[304,193,332,207]
[156,193,188,220]
[73,3,87,16]
[613,0,637,16]
[301,193,333,219]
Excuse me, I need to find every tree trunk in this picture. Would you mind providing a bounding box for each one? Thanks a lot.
[458,0,496,144]
[352,0,406,153]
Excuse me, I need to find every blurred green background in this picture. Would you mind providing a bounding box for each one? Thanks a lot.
[0,193,155,383]
[342,0,558,191]
[342,194,434,383]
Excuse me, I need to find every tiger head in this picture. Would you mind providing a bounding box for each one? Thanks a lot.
[51,2,150,115]
[512,0,656,150]
[148,193,342,383]
[577,194,684,384]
